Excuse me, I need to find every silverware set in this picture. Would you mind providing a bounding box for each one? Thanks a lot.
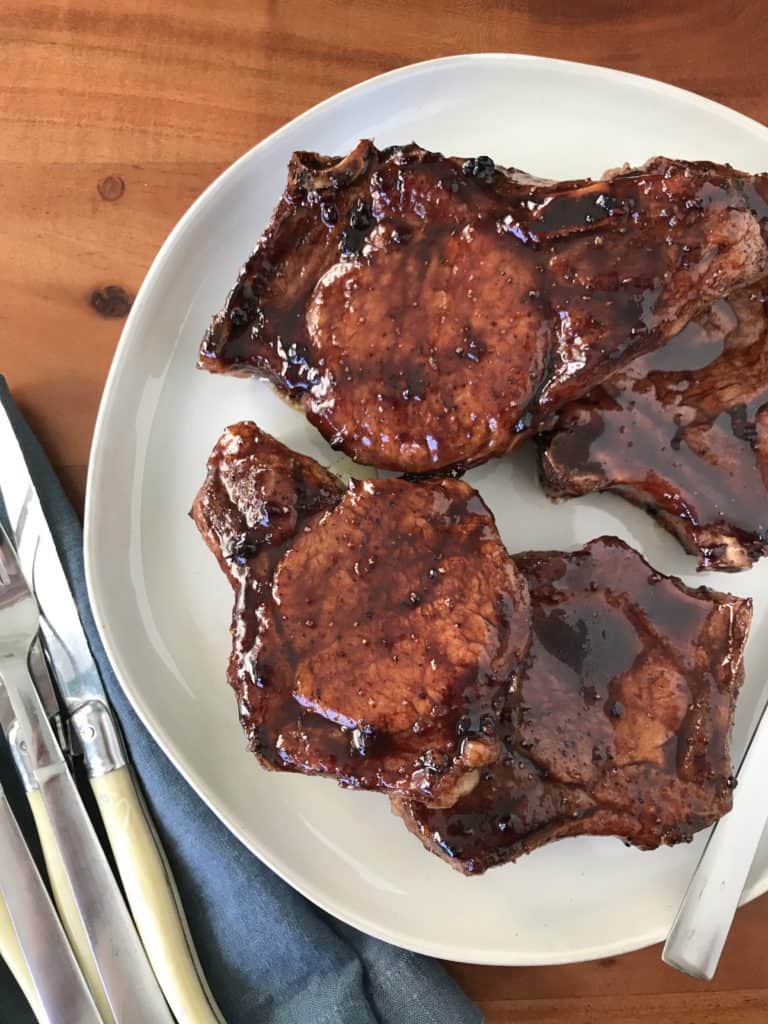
[0,403,223,1023]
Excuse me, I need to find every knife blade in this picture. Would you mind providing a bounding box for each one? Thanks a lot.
[0,410,111,734]
[0,402,224,1024]
[0,497,64,751]
[28,639,68,753]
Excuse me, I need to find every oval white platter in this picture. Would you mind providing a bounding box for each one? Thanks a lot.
[85,54,768,965]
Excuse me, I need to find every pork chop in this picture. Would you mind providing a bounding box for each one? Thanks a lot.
[199,142,768,473]
[393,537,750,873]
[539,283,768,571]
[192,423,531,806]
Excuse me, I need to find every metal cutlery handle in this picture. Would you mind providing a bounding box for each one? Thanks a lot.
[0,890,44,1021]
[663,700,768,979]
[0,783,101,1024]
[1,654,174,1023]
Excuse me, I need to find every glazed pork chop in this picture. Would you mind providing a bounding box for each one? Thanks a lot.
[192,423,531,807]
[199,141,768,474]
[394,537,750,873]
[540,283,768,571]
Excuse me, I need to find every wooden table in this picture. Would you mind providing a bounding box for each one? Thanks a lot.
[2,2,767,1020]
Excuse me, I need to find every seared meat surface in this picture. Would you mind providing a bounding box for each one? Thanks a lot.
[192,423,531,806]
[199,141,768,474]
[540,283,768,571]
[394,537,750,874]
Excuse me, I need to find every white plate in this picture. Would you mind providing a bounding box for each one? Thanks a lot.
[85,54,768,965]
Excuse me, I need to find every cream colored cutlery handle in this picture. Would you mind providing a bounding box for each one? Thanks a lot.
[0,891,43,1021]
[27,789,115,1023]
[91,766,224,1024]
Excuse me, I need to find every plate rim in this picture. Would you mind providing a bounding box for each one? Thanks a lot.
[84,51,768,966]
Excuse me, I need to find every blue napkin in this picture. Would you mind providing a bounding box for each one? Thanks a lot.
[0,377,483,1024]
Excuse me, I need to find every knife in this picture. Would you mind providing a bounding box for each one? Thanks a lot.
[0,404,224,1024]
[662,692,768,979]
[0,774,102,1024]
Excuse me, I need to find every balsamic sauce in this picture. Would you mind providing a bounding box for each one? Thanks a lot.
[196,425,530,803]
[543,286,768,567]
[199,143,768,474]
[400,538,749,872]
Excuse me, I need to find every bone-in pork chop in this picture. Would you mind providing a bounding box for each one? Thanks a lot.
[540,283,768,571]
[192,423,531,806]
[393,537,750,873]
[199,142,768,473]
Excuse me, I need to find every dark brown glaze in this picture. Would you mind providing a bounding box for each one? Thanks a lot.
[540,283,768,571]
[192,421,346,586]
[394,537,750,874]
[192,423,531,806]
[199,142,768,474]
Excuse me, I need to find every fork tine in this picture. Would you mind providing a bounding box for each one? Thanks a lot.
[0,524,30,590]
[0,529,10,588]
[0,524,38,632]
[0,525,21,586]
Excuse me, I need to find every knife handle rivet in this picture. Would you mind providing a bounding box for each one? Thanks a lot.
[70,702,127,777]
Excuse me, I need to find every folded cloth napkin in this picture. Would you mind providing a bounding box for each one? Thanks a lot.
[0,377,483,1024]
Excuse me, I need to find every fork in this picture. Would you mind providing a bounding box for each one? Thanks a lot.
[0,536,102,1022]
[0,525,174,1022]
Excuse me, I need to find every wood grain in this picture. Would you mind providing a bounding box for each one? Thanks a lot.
[1,2,767,1020]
